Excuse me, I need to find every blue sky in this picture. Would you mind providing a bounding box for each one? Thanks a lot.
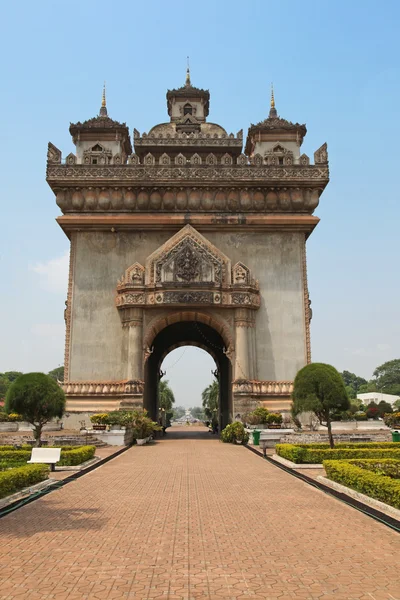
[1,0,399,406]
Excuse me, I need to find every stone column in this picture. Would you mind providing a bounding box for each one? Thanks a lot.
[234,309,251,380]
[126,308,143,381]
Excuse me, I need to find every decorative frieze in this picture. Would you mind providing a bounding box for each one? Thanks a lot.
[61,380,144,396]
[48,163,329,184]
[53,184,324,214]
[233,380,294,396]
[116,225,260,312]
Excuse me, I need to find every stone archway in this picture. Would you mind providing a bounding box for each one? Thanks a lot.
[143,319,232,431]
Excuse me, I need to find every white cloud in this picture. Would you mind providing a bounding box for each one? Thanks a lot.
[31,251,69,294]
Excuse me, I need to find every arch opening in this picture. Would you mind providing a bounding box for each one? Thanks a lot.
[143,320,233,432]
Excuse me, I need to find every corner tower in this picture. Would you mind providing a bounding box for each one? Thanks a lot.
[46,75,329,422]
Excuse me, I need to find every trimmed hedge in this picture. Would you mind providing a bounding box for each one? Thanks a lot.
[275,444,400,464]
[323,460,400,510]
[346,459,400,479]
[0,446,96,467]
[58,446,96,466]
[0,464,49,499]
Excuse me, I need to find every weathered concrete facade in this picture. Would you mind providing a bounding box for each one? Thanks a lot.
[47,76,329,421]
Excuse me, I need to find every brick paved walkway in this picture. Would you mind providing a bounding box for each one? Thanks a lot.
[0,427,399,600]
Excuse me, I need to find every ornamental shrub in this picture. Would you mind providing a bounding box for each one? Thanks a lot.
[366,405,379,419]
[90,413,109,425]
[58,446,96,466]
[323,460,400,509]
[292,363,349,448]
[383,412,400,428]
[267,413,283,425]
[346,459,400,479]
[5,373,65,447]
[221,422,249,444]
[0,464,49,499]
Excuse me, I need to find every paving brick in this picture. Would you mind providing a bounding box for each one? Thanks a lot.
[0,427,399,599]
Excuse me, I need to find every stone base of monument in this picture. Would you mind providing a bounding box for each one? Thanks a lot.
[94,428,133,446]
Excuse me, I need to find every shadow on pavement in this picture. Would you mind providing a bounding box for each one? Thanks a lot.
[164,426,217,440]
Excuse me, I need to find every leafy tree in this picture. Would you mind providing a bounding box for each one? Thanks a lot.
[48,366,64,382]
[292,363,349,448]
[345,385,356,400]
[158,380,175,411]
[5,373,65,447]
[3,371,23,383]
[373,359,400,396]
[190,406,205,420]
[377,400,393,416]
[202,380,219,420]
[358,381,377,394]
[394,399,400,411]
[173,406,186,419]
[341,371,367,395]
[0,372,23,400]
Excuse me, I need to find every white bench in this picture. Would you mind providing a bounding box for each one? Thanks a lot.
[27,448,61,471]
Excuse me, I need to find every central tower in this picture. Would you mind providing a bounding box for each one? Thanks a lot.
[46,72,329,425]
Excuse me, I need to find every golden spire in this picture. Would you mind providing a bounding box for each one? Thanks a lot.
[185,56,191,86]
[100,82,107,116]
[269,83,277,118]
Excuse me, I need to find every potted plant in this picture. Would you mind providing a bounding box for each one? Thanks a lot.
[90,413,109,430]
[132,410,161,445]
[244,407,269,428]
[266,413,283,429]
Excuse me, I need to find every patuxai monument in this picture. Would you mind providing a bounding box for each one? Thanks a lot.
[46,69,329,428]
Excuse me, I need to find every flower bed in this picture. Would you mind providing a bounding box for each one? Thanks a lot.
[0,465,49,499]
[275,443,400,464]
[323,460,400,510]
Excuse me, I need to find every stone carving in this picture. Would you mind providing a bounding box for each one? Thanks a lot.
[174,244,201,282]
[63,236,75,382]
[61,380,144,396]
[232,262,249,285]
[233,380,294,396]
[205,153,217,165]
[47,163,329,184]
[221,153,233,165]
[251,154,263,167]
[175,153,186,166]
[134,131,242,147]
[66,153,76,165]
[237,154,248,166]
[302,237,311,364]
[300,153,310,165]
[128,153,140,165]
[314,142,328,164]
[163,291,214,304]
[144,153,155,166]
[118,262,145,287]
[190,153,202,165]
[47,142,62,163]
[116,225,260,312]
[146,224,231,286]
[159,153,171,165]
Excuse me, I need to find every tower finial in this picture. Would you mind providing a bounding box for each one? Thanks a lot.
[100,81,107,116]
[269,83,277,118]
[185,56,191,86]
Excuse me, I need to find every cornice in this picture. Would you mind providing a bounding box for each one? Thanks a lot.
[47,163,329,186]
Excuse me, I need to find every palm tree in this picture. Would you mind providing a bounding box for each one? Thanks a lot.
[158,380,175,411]
[201,380,219,419]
